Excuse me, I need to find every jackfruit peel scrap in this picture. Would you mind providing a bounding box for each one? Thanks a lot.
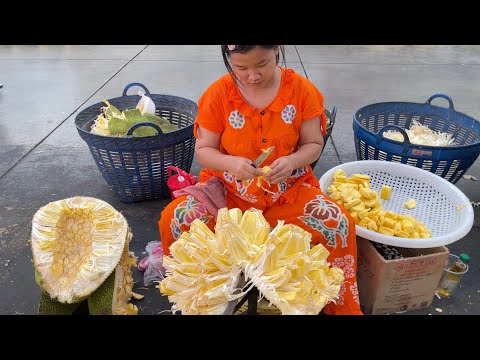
[159,207,344,315]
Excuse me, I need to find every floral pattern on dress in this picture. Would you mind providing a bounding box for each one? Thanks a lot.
[281,104,296,124]
[271,181,288,203]
[332,255,355,279]
[174,195,211,225]
[336,283,346,305]
[235,178,253,196]
[170,195,212,239]
[229,110,245,129]
[335,281,359,306]
[350,282,360,304]
[234,193,257,204]
[223,171,234,183]
[298,195,349,249]
[291,166,308,178]
[304,196,343,222]
[170,218,183,240]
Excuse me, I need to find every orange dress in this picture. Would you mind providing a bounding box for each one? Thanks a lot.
[159,67,362,315]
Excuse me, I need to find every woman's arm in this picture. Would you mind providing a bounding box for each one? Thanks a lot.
[265,116,324,184]
[195,126,263,180]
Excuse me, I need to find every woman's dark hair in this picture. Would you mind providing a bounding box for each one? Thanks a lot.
[221,45,286,85]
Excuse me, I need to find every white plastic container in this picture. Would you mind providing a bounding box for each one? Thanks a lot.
[319,160,474,248]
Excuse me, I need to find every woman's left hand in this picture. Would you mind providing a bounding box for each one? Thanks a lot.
[264,156,294,184]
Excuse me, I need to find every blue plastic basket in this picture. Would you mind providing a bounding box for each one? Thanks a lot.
[353,94,480,183]
[75,83,197,203]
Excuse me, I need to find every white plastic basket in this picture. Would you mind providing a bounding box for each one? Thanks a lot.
[319,160,474,248]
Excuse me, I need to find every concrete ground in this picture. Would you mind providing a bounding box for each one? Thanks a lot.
[0,45,478,315]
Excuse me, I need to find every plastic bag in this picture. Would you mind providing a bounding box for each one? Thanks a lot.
[138,241,166,286]
[136,91,156,115]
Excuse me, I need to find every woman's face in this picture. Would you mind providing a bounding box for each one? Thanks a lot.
[229,46,279,90]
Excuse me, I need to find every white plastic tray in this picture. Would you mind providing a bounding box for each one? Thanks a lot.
[319,160,474,248]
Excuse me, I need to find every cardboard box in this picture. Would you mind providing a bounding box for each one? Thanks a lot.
[356,236,449,315]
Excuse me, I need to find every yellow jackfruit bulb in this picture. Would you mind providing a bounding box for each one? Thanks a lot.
[351,173,371,182]
[333,169,347,179]
[240,208,270,247]
[378,226,395,236]
[405,198,417,209]
[381,185,392,200]
[31,197,129,304]
[228,208,243,224]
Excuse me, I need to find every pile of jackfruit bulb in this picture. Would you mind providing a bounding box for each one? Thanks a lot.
[159,207,344,315]
[31,196,143,315]
[327,169,432,239]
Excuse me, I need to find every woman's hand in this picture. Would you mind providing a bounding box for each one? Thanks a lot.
[264,156,295,184]
[228,156,264,181]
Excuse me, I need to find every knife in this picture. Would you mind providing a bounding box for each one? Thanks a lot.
[251,146,275,168]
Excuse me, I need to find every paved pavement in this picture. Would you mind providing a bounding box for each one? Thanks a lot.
[0,45,478,315]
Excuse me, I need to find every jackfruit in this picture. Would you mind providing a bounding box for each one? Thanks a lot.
[159,208,344,315]
[405,198,417,209]
[89,230,140,315]
[31,197,129,304]
[37,237,139,315]
[381,185,392,200]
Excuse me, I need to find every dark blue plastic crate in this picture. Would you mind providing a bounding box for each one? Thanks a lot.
[75,83,197,203]
[353,94,480,183]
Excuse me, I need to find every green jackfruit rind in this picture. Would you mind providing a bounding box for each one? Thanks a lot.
[87,270,115,315]
[107,106,179,137]
[34,268,42,287]
[104,103,123,119]
[39,291,82,315]
[143,113,179,133]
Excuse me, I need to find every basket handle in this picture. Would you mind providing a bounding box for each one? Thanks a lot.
[330,106,337,122]
[122,82,151,97]
[167,166,193,183]
[426,94,454,110]
[126,122,165,136]
[376,124,411,152]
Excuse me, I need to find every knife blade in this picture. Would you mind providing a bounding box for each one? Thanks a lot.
[251,146,275,168]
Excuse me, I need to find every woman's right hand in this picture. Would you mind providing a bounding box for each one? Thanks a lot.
[227,156,264,181]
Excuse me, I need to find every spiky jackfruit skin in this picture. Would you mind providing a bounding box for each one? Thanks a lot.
[37,272,115,315]
[88,272,115,315]
[88,230,138,315]
[36,269,80,314]
[39,291,82,315]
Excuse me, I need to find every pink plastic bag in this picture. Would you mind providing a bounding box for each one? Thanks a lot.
[138,241,166,286]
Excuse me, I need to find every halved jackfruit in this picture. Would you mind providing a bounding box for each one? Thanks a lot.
[31,197,129,304]
[37,232,140,315]
[89,230,139,315]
